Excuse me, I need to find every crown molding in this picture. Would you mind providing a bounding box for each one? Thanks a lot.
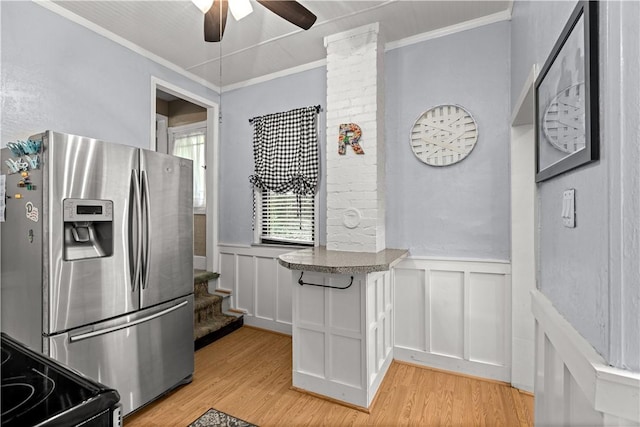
[33,0,220,93]
[229,9,512,90]
[34,0,511,94]
[222,59,326,92]
[385,9,512,52]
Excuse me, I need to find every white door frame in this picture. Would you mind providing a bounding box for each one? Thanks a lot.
[150,76,219,274]
[509,66,538,392]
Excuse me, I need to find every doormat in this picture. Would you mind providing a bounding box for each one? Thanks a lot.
[189,408,257,427]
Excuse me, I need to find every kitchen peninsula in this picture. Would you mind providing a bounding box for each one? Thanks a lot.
[279,246,407,409]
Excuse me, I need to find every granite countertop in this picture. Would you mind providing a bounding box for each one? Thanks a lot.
[278,246,408,274]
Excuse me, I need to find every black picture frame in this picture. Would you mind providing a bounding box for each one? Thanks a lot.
[535,1,599,182]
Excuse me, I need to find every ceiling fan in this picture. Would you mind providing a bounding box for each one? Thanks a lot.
[192,0,317,42]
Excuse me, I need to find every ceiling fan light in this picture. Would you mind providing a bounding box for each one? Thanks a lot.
[229,0,253,21]
[192,0,214,14]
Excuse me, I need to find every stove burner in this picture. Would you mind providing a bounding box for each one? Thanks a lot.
[1,333,120,427]
[1,369,55,422]
[1,347,9,366]
[2,383,36,416]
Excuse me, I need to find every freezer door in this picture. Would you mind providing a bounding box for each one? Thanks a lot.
[0,150,44,351]
[48,131,140,333]
[47,295,194,416]
[140,150,193,307]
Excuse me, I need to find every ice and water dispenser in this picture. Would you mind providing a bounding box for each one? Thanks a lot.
[63,199,113,261]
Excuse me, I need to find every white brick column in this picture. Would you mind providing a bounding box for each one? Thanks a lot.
[324,23,385,253]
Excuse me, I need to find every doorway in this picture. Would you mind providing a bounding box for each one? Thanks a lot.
[151,77,219,273]
[509,66,538,392]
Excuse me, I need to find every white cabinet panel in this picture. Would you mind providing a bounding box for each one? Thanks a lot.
[292,270,393,408]
[298,329,325,376]
[330,335,362,387]
[329,276,362,334]
[299,281,325,327]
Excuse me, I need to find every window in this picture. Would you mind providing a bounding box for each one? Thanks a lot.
[168,122,206,212]
[257,190,315,246]
[249,106,320,247]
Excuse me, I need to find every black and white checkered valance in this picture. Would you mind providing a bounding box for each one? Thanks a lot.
[248,106,319,196]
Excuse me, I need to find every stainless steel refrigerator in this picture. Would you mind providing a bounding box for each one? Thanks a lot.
[1,130,194,416]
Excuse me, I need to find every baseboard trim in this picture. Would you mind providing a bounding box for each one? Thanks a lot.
[289,386,370,414]
[394,358,511,386]
[394,347,510,383]
[242,325,292,338]
[518,389,534,398]
[243,316,292,336]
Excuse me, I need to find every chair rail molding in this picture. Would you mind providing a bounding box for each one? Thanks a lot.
[532,289,640,425]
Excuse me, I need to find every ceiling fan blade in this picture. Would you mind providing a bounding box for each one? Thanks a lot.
[256,1,317,30]
[204,0,228,42]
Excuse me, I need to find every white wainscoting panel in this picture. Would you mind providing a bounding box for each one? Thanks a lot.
[469,272,507,366]
[394,257,512,382]
[394,268,425,350]
[237,255,255,314]
[217,244,296,334]
[533,290,640,426]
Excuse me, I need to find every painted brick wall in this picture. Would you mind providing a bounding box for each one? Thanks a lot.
[324,23,385,252]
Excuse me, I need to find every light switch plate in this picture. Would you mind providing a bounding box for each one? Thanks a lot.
[562,189,575,228]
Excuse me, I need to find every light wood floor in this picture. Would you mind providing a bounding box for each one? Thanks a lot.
[125,327,534,426]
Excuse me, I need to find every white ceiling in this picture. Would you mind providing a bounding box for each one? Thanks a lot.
[50,0,512,89]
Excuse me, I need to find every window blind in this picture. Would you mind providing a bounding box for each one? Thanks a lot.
[261,191,314,245]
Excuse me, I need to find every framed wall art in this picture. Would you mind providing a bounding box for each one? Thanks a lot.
[535,1,599,182]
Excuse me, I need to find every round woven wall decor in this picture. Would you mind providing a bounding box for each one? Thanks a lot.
[542,83,585,154]
[409,104,478,166]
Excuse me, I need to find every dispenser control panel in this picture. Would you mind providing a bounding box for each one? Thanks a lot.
[63,199,113,222]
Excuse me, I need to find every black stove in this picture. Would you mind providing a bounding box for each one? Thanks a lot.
[1,333,121,427]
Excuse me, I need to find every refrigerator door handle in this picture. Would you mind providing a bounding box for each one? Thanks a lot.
[69,300,189,343]
[131,169,143,292]
[141,170,151,289]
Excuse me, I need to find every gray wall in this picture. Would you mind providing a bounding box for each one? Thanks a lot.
[1,1,218,147]
[219,22,511,262]
[385,22,511,259]
[511,0,640,371]
[218,68,327,245]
